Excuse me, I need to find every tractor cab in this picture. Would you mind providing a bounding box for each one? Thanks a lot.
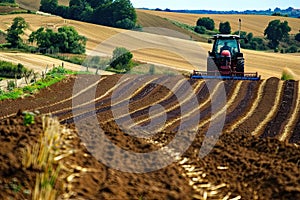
[209,34,244,60]
[207,34,246,75]
[190,34,260,80]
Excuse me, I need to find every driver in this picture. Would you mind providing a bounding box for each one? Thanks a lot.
[220,42,231,53]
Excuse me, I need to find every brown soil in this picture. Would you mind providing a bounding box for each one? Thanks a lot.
[0,74,300,199]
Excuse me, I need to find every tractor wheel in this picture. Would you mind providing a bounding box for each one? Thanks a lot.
[236,59,244,76]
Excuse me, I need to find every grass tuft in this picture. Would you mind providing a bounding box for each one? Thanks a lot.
[281,67,296,80]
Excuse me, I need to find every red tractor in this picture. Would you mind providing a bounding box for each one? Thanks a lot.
[191,34,260,80]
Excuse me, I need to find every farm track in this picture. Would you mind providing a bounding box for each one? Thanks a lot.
[1,75,300,199]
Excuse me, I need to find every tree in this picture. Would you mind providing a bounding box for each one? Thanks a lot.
[110,47,133,72]
[57,26,87,54]
[29,26,87,54]
[219,21,231,34]
[6,17,28,48]
[29,27,55,50]
[295,32,300,42]
[264,19,291,49]
[0,0,15,3]
[110,0,136,29]
[69,0,93,20]
[196,17,214,31]
[40,0,58,13]
[246,32,253,41]
[86,0,111,8]
[91,0,136,29]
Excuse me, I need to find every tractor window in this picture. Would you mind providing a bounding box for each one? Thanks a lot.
[214,39,239,56]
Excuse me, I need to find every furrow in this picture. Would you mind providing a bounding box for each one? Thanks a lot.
[40,77,106,111]
[101,78,188,124]
[59,76,159,123]
[57,75,153,117]
[0,76,106,120]
[260,81,296,139]
[225,79,267,133]
[58,77,133,122]
[223,81,257,125]
[252,80,284,136]
[125,79,206,125]
[164,80,235,132]
[127,80,205,129]
[280,81,300,142]
[195,81,243,131]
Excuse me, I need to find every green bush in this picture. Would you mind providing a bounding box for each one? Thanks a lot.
[286,45,298,53]
[0,60,27,78]
[196,17,215,31]
[23,112,35,126]
[110,47,133,72]
[194,26,206,34]
[281,68,294,80]
[7,80,15,91]
[219,21,231,34]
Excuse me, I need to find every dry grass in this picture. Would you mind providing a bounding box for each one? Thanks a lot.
[138,9,300,37]
[281,67,298,80]
[22,115,68,200]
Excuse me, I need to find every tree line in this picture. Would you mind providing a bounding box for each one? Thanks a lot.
[4,17,134,73]
[40,0,137,29]
[194,17,300,52]
[5,17,86,54]
[0,0,15,4]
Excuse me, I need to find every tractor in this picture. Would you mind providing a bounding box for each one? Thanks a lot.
[191,34,260,80]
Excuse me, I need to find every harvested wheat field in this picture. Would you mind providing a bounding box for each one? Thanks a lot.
[137,10,300,37]
[0,74,299,199]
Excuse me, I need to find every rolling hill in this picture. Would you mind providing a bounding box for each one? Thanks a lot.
[0,3,298,79]
[137,9,300,37]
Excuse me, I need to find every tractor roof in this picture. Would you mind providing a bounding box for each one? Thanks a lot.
[212,34,241,40]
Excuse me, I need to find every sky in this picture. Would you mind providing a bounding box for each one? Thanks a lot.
[131,0,300,11]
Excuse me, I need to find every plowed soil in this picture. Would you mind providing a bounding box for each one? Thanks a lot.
[0,74,300,199]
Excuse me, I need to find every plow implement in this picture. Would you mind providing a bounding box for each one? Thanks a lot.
[190,70,261,81]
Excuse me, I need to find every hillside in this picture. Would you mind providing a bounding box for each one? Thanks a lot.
[136,11,206,42]
[138,9,300,37]
[15,0,69,11]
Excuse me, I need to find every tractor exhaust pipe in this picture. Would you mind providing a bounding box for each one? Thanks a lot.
[238,19,241,37]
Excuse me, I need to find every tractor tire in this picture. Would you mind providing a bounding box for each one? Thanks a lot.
[236,59,244,76]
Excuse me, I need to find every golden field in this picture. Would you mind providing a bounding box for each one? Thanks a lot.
[137,9,300,37]
[0,4,299,79]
